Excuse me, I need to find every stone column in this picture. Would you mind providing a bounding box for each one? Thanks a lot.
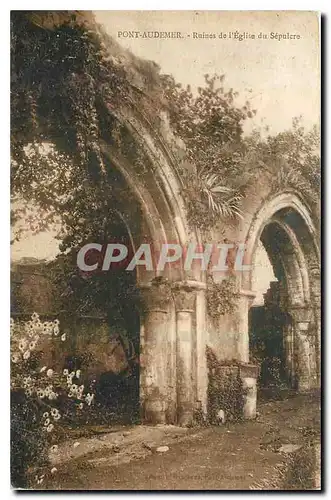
[314,304,321,388]
[173,282,197,426]
[236,289,256,363]
[139,279,172,424]
[195,286,208,417]
[283,323,295,388]
[290,306,313,391]
[311,267,321,388]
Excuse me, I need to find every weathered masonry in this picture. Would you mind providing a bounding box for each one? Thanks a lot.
[80,86,319,424]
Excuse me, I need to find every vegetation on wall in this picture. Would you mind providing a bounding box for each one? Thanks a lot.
[245,117,320,214]
[161,74,256,231]
[206,347,247,423]
[206,274,239,321]
[11,11,133,176]
[161,71,320,231]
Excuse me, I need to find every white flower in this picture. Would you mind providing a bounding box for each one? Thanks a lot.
[23,350,30,360]
[31,312,39,322]
[40,366,47,373]
[18,339,27,352]
[50,445,58,453]
[85,393,94,406]
[48,391,58,400]
[46,369,54,378]
[61,333,66,341]
[23,376,32,387]
[35,473,44,484]
[51,467,57,474]
[47,423,54,432]
[43,412,49,419]
[54,319,60,326]
[78,402,84,410]
[51,408,59,417]
[63,369,69,376]
[70,384,78,394]
[73,442,80,448]
[25,388,33,396]
[25,321,34,332]
[76,370,81,378]
[43,322,53,335]
[54,325,60,336]
[70,372,75,378]
[53,413,61,421]
[44,418,50,426]
[11,353,20,364]
[37,389,45,399]
[68,391,73,398]
[77,385,85,399]
[29,340,36,350]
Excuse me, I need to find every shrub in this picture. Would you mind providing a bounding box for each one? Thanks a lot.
[206,347,247,423]
[10,313,94,488]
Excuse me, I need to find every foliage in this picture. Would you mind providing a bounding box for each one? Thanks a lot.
[10,12,148,316]
[206,347,247,423]
[10,313,94,487]
[11,11,130,177]
[182,168,244,232]
[244,118,320,210]
[206,274,239,321]
[161,73,257,230]
[162,72,320,230]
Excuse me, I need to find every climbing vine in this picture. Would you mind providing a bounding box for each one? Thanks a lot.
[206,347,247,423]
[11,11,132,177]
[206,274,239,321]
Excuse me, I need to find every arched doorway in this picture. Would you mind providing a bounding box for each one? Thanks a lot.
[249,241,289,392]
[89,121,207,426]
[96,209,141,423]
[243,193,320,393]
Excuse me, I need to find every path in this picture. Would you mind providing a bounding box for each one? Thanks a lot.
[40,392,321,491]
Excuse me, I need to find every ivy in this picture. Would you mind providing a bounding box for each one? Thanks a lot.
[206,347,247,423]
[11,11,129,177]
[206,274,239,321]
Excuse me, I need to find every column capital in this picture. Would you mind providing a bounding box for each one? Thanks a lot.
[239,289,256,308]
[289,305,313,325]
[139,278,172,313]
[172,280,205,312]
[310,263,321,279]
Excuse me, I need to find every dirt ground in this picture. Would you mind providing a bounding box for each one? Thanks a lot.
[36,391,321,491]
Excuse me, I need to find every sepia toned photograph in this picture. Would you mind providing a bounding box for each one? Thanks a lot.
[10,10,321,491]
